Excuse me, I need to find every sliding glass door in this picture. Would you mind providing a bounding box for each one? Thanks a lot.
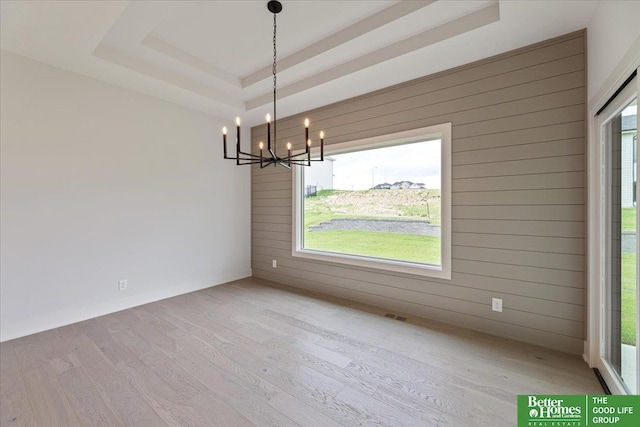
[599,76,638,394]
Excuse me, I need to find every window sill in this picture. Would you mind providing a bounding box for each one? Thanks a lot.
[292,247,451,280]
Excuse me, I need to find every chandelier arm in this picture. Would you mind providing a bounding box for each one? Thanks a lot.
[257,156,291,170]
[288,151,317,159]
[288,160,321,166]
[288,150,309,157]
[276,160,292,170]
[289,158,324,162]
[238,157,264,162]
[233,150,276,162]
[235,158,263,164]
[239,163,263,166]
[260,160,291,170]
[237,151,265,159]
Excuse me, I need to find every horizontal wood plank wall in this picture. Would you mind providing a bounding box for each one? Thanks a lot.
[251,31,587,354]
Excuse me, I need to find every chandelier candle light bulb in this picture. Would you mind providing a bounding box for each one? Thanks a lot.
[221,0,324,169]
[266,113,271,152]
[259,142,264,167]
[235,117,241,165]
[305,118,310,153]
[222,126,227,158]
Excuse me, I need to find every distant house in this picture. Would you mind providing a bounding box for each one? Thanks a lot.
[390,181,411,189]
[387,180,425,189]
[372,183,391,189]
[372,181,426,190]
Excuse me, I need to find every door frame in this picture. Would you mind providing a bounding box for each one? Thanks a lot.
[589,79,638,394]
[587,34,640,392]
[585,33,640,393]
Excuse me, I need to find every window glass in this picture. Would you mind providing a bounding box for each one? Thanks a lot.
[292,124,451,279]
[303,140,442,266]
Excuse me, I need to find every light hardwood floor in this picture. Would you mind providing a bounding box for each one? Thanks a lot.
[1,277,602,426]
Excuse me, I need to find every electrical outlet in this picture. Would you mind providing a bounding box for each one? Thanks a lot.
[119,279,128,291]
[272,259,277,268]
[491,298,502,312]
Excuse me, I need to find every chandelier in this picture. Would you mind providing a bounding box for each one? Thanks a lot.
[222,0,324,169]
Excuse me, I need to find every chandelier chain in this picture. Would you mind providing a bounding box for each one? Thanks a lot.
[273,12,277,134]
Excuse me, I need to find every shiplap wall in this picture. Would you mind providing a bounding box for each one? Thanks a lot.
[251,31,587,354]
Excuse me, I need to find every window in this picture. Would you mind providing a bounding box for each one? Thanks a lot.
[292,123,451,279]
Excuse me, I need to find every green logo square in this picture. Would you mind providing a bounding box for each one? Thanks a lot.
[518,395,640,427]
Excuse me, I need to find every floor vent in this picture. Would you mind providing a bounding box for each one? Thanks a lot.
[384,313,408,322]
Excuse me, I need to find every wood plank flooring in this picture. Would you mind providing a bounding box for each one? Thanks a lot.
[0,277,602,426]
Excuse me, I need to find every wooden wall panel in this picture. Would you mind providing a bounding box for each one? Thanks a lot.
[251,31,587,354]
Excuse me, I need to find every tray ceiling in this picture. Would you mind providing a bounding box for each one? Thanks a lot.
[1,1,598,125]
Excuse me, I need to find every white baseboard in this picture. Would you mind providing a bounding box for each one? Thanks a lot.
[0,269,252,342]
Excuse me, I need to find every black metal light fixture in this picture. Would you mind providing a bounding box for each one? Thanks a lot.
[222,0,324,169]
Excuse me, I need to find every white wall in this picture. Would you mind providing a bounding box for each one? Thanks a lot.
[587,0,640,100]
[0,51,251,342]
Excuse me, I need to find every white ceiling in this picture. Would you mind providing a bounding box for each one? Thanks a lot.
[1,0,599,126]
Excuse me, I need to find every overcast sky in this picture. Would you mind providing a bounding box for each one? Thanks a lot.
[622,100,636,117]
[330,140,441,190]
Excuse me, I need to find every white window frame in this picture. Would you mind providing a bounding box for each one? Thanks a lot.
[292,123,451,280]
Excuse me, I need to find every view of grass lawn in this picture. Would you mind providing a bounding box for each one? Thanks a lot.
[621,207,637,346]
[622,207,637,232]
[303,189,441,264]
[305,231,441,264]
[622,252,637,345]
